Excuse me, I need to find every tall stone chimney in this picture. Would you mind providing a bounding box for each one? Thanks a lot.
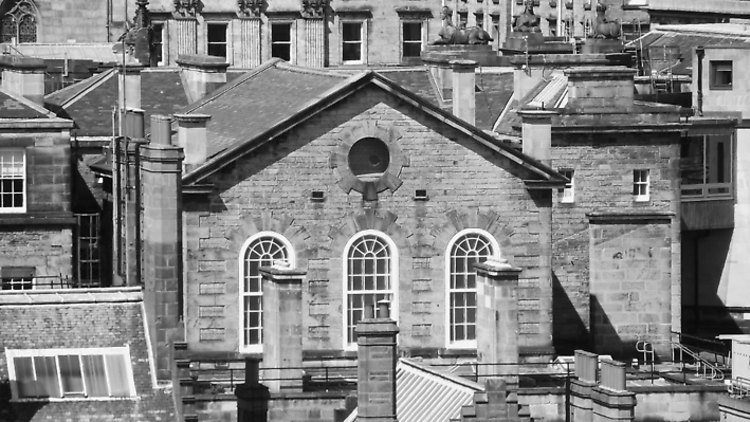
[173,113,211,169]
[117,64,143,111]
[139,114,185,380]
[450,59,477,126]
[176,54,229,103]
[0,56,46,106]
[475,257,522,389]
[565,67,636,112]
[259,263,307,393]
[356,301,399,422]
[518,109,556,166]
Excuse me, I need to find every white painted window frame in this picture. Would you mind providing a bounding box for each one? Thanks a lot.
[0,148,26,213]
[560,169,575,203]
[340,19,366,65]
[633,169,650,202]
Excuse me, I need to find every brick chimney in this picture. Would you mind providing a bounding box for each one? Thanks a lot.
[173,113,211,169]
[450,59,477,126]
[139,114,185,380]
[475,257,522,389]
[117,63,144,111]
[259,262,307,393]
[565,67,636,112]
[518,109,555,166]
[356,301,399,422]
[0,56,46,106]
[176,54,229,103]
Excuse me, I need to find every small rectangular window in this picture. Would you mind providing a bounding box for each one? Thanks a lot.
[633,169,650,202]
[0,149,26,213]
[710,60,732,90]
[342,22,364,64]
[151,22,164,66]
[402,22,422,60]
[271,22,292,61]
[207,23,228,58]
[1,266,34,290]
[559,169,574,203]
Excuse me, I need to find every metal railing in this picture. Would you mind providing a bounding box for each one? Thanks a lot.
[671,332,727,381]
[0,275,105,290]
[729,376,750,399]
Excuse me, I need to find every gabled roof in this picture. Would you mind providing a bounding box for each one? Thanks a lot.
[343,358,484,422]
[0,89,53,119]
[181,59,566,187]
[44,68,246,137]
[628,25,750,75]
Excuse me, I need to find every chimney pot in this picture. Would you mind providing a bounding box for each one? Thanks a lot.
[123,108,146,139]
[377,300,391,319]
[117,64,145,111]
[176,54,230,103]
[450,59,478,126]
[518,109,556,165]
[364,303,375,320]
[150,115,173,145]
[173,113,211,167]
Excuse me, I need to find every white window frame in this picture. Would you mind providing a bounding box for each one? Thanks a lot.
[206,21,229,59]
[560,169,575,203]
[0,148,26,213]
[238,232,295,354]
[151,21,166,66]
[342,230,399,350]
[445,229,499,349]
[633,169,650,202]
[269,20,296,63]
[400,20,425,61]
[5,346,136,401]
[341,20,365,65]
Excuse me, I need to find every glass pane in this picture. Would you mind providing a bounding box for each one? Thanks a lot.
[403,22,421,41]
[59,355,84,394]
[83,355,108,397]
[271,44,291,61]
[208,24,227,42]
[33,356,60,398]
[14,357,37,398]
[343,43,362,62]
[403,43,422,58]
[105,355,131,397]
[342,23,362,41]
[208,44,227,58]
[272,23,291,42]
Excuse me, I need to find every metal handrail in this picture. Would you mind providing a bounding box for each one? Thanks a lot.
[672,342,724,381]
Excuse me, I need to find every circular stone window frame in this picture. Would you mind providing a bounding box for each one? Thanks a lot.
[329,120,409,195]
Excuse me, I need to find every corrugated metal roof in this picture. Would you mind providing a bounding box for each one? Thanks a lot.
[343,358,483,422]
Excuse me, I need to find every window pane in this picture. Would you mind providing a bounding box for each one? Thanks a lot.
[14,357,37,398]
[403,22,421,41]
[272,23,291,42]
[208,24,227,42]
[59,355,84,394]
[105,355,131,397]
[343,43,362,62]
[272,44,291,61]
[208,44,227,58]
[403,43,422,58]
[83,355,108,397]
[33,356,60,398]
[342,23,362,41]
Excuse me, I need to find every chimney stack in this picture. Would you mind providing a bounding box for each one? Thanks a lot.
[356,300,399,422]
[518,109,556,166]
[150,114,173,145]
[474,257,522,389]
[450,59,477,126]
[117,64,144,111]
[0,56,46,106]
[176,54,229,103]
[173,113,211,168]
[259,263,307,393]
[565,67,636,111]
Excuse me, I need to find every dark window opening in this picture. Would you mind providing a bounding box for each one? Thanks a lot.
[342,22,363,63]
[151,23,164,66]
[402,22,422,59]
[710,61,732,90]
[207,23,228,58]
[1,266,33,290]
[271,22,292,61]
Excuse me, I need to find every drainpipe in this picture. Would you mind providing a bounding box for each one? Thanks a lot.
[696,46,704,117]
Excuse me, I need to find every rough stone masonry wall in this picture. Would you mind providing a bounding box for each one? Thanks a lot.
[183,85,551,358]
[0,302,175,422]
[0,227,73,277]
[550,133,680,355]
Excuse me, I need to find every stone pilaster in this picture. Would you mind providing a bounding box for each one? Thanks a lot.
[475,258,522,389]
[139,141,185,381]
[304,17,325,68]
[260,263,306,393]
[176,19,198,57]
[357,302,399,422]
[238,18,262,68]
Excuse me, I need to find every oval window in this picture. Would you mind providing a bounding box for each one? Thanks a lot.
[348,138,390,182]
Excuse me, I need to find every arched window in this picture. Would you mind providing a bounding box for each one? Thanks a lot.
[446,230,498,348]
[343,231,398,348]
[1,0,37,44]
[239,233,294,353]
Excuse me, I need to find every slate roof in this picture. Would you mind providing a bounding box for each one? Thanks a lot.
[0,89,53,119]
[377,68,514,131]
[628,25,750,75]
[343,358,484,422]
[45,68,246,137]
[179,59,567,187]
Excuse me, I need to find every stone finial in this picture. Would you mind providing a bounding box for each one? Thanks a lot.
[238,0,264,18]
[173,0,199,17]
[301,0,328,19]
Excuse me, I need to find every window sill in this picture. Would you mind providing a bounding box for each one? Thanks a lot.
[709,86,733,91]
[12,396,138,403]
